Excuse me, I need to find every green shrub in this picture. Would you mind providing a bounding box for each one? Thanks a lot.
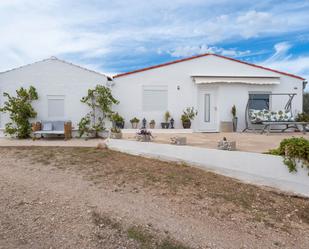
[269,137,309,174]
[111,112,124,123]
[130,117,140,123]
[295,112,309,122]
[0,86,38,138]
[78,85,119,138]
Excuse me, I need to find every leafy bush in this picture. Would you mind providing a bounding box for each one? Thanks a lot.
[130,117,140,123]
[111,112,124,123]
[295,112,309,122]
[269,137,309,174]
[78,85,119,138]
[181,107,197,122]
[137,128,152,136]
[0,86,38,138]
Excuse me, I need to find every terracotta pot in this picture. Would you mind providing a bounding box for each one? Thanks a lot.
[131,122,138,129]
[182,120,191,129]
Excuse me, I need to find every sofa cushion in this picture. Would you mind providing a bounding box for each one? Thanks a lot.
[42,123,52,131]
[51,121,65,131]
[249,109,294,123]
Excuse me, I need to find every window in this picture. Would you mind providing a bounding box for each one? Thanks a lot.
[48,95,65,118]
[249,93,270,110]
[204,94,210,122]
[142,86,168,111]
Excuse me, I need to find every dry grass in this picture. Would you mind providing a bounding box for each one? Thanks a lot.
[2,146,309,231]
[91,210,190,249]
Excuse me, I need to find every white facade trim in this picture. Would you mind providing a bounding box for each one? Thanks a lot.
[192,76,280,85]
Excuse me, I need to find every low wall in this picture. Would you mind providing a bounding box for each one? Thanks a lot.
[105,139,309,197]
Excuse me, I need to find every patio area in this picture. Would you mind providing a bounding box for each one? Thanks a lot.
[122,131,309,153]
[0,131,307,154]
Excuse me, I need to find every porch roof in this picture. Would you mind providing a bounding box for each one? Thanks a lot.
[191,75,280,85]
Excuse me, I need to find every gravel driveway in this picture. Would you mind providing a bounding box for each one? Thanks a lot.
[0,146,309,249]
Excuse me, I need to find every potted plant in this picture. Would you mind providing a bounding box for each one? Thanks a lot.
[296,112,309,122]
[149,120,156,129]
[130,117,140,129]
[136,129,153,142]
[161,111,171,129]
[181,107,197,129]
[110,127,122,139]
[231,105,238,132]
[111,112,125,129]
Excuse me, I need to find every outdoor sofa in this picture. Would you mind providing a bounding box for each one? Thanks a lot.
[248,109,308,134]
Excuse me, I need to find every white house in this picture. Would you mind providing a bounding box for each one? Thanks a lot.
[113,54,306,131]
[0,57,110,137]
[0,54,306,137]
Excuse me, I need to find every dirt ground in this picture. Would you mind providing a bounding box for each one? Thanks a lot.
[0,146,309,249]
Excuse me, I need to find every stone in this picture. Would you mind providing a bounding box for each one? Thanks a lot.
[217,137,236,151]
[170,136,187,145]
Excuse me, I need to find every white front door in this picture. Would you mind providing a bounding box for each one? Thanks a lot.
[198,90,217,131]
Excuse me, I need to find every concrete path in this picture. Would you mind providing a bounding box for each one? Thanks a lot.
[106,139,309,198]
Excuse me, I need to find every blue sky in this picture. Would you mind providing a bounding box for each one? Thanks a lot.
[1,0,309,81]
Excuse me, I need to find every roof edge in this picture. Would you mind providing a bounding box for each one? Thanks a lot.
[0,56,108,78]
[113,53,305,80]
[113,53,212,78]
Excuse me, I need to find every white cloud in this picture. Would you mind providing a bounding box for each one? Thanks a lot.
[0,1,308,72]
[261,42,309,82]
[167,44,250,58]
[264,42,292,63]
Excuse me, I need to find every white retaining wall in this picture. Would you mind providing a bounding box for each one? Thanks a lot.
[106,139,309,197]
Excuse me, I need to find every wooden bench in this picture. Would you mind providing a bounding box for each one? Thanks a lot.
[261,121,308,135]
[32,121,72,140]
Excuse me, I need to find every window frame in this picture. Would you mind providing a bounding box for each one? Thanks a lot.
[47,95,65,119]
[248,91,272,110]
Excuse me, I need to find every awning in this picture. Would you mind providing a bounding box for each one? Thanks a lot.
[192,76,280,85]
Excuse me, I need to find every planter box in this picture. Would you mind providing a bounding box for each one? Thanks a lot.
[161,122,169,129]
[110,132,122,139]
[136,134,152,142]
[170,136,187,145]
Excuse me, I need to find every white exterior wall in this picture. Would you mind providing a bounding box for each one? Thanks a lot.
[113,55,304,131]
[0,58,108,136]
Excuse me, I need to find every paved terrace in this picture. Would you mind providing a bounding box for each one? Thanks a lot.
[0,132,307,153]
[123,132,309,153]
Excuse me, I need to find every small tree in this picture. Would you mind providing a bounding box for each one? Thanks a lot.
[78,85,119,138]
[0,86,38,138]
